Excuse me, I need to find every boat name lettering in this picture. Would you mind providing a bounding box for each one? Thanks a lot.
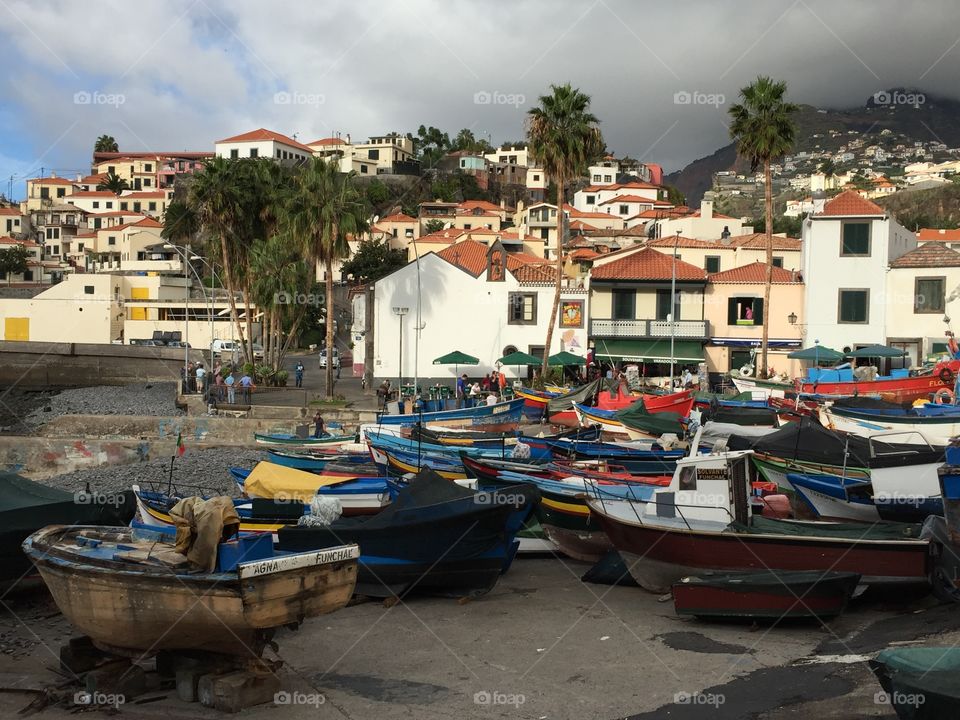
[315,548,355,564]
[696,469,729,479]
[249,559,283,576]
[492,405,507,414]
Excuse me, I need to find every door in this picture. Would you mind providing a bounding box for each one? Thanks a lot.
[4,317,29,341]
[129,287,149,321]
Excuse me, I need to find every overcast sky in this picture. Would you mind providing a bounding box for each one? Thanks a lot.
[2,0,960,197]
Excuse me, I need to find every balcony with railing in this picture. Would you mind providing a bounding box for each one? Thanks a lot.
[590,318,709,339]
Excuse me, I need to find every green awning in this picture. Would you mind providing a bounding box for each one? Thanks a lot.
[592,339,703,363]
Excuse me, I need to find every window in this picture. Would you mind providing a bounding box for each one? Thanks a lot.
[463,224,472,230]
[915,277,945,314]
[509,155,517,163]
[841,222,870,256]
[144,163,152,172]
[508,292,537,324]
[593,174,601,182]
[276,150,281,158]
[360,164,368,173]
[148,202,156,211]
[120,202,128,210]
[45,228,59,239]
[40,187,49,199]
[619,205,629,215]
[603,175,612,182]
[52,245,59,255]
[656,289,680,320]
[705,256,721,273]
[772,256,784,268]
[230,149,239,159]
[23,270,33,281]
[838,289,869,323]
[502,344,519,357]
[78,243,84,251]
[57,188,65,197]
[586,195,595,205]
[612,289,636,320]
[539,228,550,240]
[533,174,540,181]
[249,148,258,158]
[107,166,115,174]
[727,297,764,325]
[108,236,116,246]
[368,149,379,160]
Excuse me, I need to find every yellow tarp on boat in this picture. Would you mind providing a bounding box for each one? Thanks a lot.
[243,462,355,503]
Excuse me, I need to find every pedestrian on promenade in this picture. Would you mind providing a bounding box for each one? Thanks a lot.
[225,372,236,404]
[195,363,206,395]
[312,411,327,438]
[295,361,304,388]
[214,371,225,401]
[239,371,254,404]
[456,374,467,409]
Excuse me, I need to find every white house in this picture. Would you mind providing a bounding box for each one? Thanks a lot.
[651,200,750,240]
[588,158,620,185]
[483,145,530,167]
[371,239,588,383]
[573,181,661,213]
[801,190,916,353]
[215,128,313,164]
[0,207,26,236]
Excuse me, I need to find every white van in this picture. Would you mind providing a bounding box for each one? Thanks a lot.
[212,339,239,357]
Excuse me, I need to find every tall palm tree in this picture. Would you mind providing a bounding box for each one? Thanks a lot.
[284,158,366,398]
[97,171,129,194]
[527,83,605,371]
[94,135,118,153]
[187,158,249,362]
[728,76,797,376]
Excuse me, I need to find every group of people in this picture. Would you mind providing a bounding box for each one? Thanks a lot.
[456,371,507,408]
[182,361,255,404]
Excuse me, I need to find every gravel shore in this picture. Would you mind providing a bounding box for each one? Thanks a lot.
[38,446,265,497]
[0,383,183,433]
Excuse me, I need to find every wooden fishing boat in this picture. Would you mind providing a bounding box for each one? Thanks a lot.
[820,402,960,446]
[266,448,376,473]
[367,443,469,480]
[0,473,134,586]
[277,470,538,598]
[586,447,930,593]
[23,525,359,655]
[796,360,960,403]
[374,398,524,431]
[254,432,357,447]
[729,370,794,399]
[515,386,559,415]
[672,570,861,620]
[870,647,960,720]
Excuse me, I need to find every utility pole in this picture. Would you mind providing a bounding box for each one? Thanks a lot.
[364,283,375,395]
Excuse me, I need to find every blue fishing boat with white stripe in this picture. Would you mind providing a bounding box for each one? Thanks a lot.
[375,397,524,430]
[786,471,943,524]
[266,449,375,472]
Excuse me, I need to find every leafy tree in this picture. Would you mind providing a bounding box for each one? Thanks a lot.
[818,158,836,178]
[663,184,686,207]
[747,215,802,237]
[423,218,445,234]
[94,135,118,153]
[728,76,797,376]
[414,125,451,168]
[283,158,367,398]
[451,128,494,154]
[0,244,30,283]
[97,171,129,194]
[527,83,604,370]
[365,179,391,209]
[341,238,407,282]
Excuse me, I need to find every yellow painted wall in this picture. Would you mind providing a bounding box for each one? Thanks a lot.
[4,317,29,341]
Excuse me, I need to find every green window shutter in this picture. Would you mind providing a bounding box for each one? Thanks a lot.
[727,297,738,325]
[752,298,764,325]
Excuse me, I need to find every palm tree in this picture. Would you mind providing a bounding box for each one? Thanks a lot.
[527,83,604,371]
[94,135,118,153]
[284,158,367,398]
[728,76,797,376]
[187,158,249,362]
[97,171,129,194]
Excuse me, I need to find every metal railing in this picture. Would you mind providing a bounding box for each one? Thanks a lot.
[590,318,708,338]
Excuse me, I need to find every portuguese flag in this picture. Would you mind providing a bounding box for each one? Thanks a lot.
[176,431,185,457]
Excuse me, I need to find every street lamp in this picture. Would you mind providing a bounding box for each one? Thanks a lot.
[788,312,798,325]
[393,306,408,397]
[163,243,223,371]
[668,232,679,387]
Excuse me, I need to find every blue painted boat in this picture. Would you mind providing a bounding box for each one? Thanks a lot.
[276,469,539,598]
[265,449,375,473]
[786,471,943,524]
[375,397,524,429]
[544,438,686,460]
[367,431,553,462]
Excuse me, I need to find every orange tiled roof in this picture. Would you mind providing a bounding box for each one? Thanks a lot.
[29,176,74,185]
[917,228,960,242]
[819,190,885,217]
[726,233,802,250]
[69,191,117,198]
[890,243,960,268]
[307,137,348,146]
[569,219,599,231]
[122,191,167,199]
[563,204,619,220]
[570,248,600,260]
[598,195,668,206]
[417,228,465,244]
[591,247,707,281]
[436,239,553,280]
[708,262,802,284]
[216,128,314,153]
[512,263,557,284]
[0,236,39,246]
[380,213,416,223]
[0,207,21,215]
[457,200,502,213]
[649,235,729,249]
[581,180,660,193]
[79,173,108,184]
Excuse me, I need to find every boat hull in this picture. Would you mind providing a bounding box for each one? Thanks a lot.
[254,433,356,447]
[591,506,928,593]
[375,398,524,431]
[672,570,861,620]
[24,526,358,655]
[821,406,960,445]
[798,369,954,404]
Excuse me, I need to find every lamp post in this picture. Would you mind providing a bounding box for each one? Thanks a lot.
[392,306,408,397]
[164,243,222,367]
[411,237,423,401]
[668,232,679,387]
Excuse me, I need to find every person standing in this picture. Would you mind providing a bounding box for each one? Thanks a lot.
[497,369,507,399]
[312,410,326,438]
[295,361,304,388]
[195,363,206,395]
[214,371,225,401]
[224,371,236,404]
[239,371,254,404]
[456,373,467,409]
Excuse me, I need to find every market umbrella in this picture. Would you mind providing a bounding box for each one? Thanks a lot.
[432,350,480,378]
[787,345,844,363]
[498,350,543,387]
[845,344,906,359]
[547,351,587,366]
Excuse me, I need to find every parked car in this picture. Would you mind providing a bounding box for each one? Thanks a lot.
[129,339,161,346]
[252,343,265,360]
[212,339,239,357]
[166,341,192,349]
[319,347,340,369]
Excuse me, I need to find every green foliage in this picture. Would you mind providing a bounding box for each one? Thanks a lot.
[365,179,391,208]
[0,244,30,281]
[94,135,118,153]
[423,218,445,234]
[746,215,802,237]
[97,171,129,194]
[818,158,836,177]
[527,83,605,189]
[275,369,289,386]
[415,125,451,168]
[301,327,324,348]
[727,77,798,172]
[663,184,686,206]
[241,362,255,376]
[341,238,407,282]
[451,128,494,154]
